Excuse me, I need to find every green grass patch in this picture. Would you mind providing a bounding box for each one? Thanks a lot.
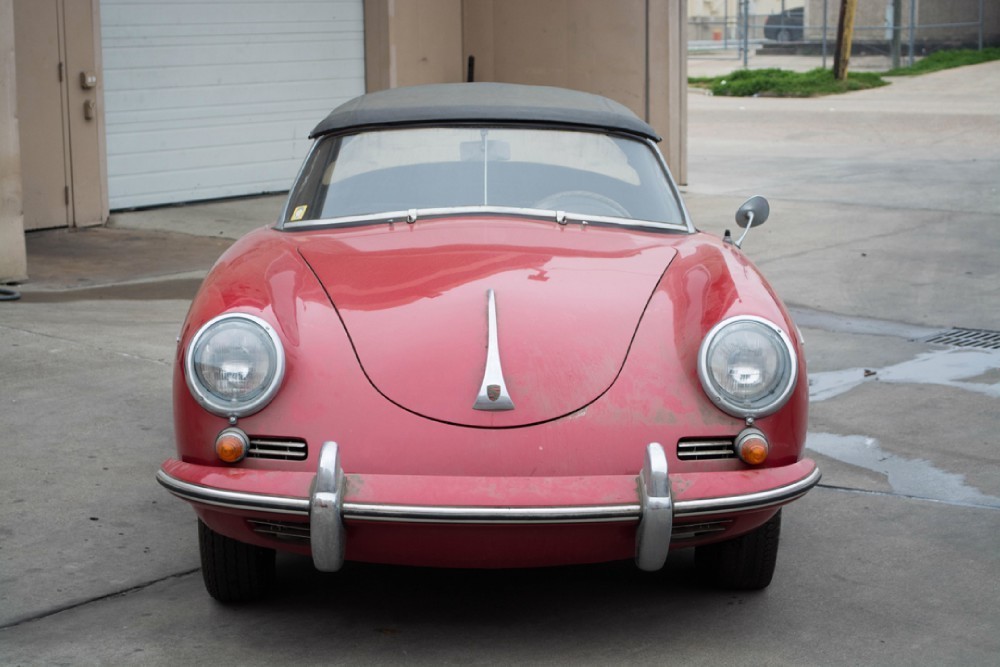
[689,67,888,97]
[882,47,1000,76]
[687,47,1000,98]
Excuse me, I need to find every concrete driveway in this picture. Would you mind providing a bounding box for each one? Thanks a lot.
[1,61,998,665]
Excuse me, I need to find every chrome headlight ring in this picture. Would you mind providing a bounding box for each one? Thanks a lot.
[184,313,286,418]
[697,315,798,419]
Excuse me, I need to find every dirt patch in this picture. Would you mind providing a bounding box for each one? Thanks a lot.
[15,278,204,303]
[18,227,232,292]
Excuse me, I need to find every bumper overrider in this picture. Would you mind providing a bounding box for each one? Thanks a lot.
[156,442,820,572]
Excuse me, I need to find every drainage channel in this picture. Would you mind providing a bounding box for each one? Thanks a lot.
[923,328,1000,350]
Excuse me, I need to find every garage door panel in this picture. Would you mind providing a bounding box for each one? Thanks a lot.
[104,40,362,70]
[106,122,299,156]
[102,0,364,209]
[105,78,361,116]
[104,102,349,133]
[104,57,363,93]
[101,24,365,45]
[109,160,303,210]
[102,1,362,28]
[109,141,300,176]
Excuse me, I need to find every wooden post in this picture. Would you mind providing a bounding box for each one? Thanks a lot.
[833,0,858,80]
[891,0,902,69]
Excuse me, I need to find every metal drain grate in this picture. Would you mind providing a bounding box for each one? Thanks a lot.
[924,328,1000,350]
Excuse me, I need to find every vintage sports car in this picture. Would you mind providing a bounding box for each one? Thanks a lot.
[157,83,819,602]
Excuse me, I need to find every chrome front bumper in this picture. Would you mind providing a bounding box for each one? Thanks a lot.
[156,442,821,573]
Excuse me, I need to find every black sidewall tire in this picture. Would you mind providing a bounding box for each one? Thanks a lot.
[695,509,782,591]
[198,519,276,603]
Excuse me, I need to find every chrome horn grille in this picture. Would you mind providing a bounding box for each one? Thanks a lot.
[677,438,736,461]
[247,437,308,461]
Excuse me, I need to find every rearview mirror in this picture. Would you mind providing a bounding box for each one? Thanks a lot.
[460,139,511,162]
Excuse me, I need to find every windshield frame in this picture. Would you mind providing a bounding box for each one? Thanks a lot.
[277,125,694,234]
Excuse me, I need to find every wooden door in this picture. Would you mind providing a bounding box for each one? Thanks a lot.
[14,0,106,230]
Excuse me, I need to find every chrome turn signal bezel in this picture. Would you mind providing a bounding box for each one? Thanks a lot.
[215,427,249,464]
[735,428,770,465]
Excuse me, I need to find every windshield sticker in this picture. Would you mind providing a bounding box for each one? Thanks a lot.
[290,205,308,221]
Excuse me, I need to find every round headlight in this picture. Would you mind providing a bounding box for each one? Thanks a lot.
[185,313,285,418]
[697,316,797,419]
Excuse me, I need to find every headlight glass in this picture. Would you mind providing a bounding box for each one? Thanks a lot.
[698,316,797,418]
[185,314,285,417]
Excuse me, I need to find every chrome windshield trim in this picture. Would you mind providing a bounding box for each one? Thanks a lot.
[155,469,310,516]
[673,466,822,518]
[646,137,696,233]
[282,206,690,233]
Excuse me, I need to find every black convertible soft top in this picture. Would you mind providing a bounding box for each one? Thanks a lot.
[309,82,660,142]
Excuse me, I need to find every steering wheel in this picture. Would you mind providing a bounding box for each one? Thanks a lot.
[533,191,630,218]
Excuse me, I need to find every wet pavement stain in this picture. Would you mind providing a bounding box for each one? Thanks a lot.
[806,344,1000,508]
[14,278,204,303]
[809,347,1000,402]
[18,226,231,294]
[807,432,1000,509]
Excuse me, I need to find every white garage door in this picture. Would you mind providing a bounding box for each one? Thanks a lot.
[101,0,365,210]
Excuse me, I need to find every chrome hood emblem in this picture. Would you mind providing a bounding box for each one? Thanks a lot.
[474,289,515,411]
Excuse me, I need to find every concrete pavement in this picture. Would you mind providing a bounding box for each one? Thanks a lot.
[2,61,999,664]
[687,51,903,78]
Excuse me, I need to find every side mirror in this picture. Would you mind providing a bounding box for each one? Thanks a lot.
[736,195,769,228]
[732,195,770,248]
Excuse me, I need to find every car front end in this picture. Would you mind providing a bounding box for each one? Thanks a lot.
[157,83,818,602]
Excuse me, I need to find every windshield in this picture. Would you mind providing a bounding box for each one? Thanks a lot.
[283,127,685,227]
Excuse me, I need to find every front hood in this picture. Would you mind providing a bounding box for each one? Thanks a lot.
[297,217,677,427]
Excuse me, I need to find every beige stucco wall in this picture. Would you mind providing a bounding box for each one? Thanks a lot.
[365,0,687,182]
[462,0,647,111]
[364,0,464,91]
[463,0,687,183]
[0,0,28,282]
[650,0,688,185]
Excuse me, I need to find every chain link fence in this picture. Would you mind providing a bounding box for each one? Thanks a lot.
[689,0,993,69]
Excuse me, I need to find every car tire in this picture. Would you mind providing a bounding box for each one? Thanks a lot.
[198,519,276,603]
[695,510,781,590]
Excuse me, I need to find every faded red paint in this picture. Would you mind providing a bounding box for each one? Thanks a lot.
[168,213,811,567]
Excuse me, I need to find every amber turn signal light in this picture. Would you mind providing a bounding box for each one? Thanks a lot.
[735,428,769,465]
[216,428,249,463]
